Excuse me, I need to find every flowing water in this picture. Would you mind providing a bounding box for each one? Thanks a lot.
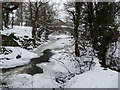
[25,49,53,75]
[2,36,58,77]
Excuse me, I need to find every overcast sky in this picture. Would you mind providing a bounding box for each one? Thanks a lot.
[49,0,68,21]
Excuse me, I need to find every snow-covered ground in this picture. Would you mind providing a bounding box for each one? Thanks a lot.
[33,33,73,54]
[5,74,60,88]
[2,31,74,88]
[1,26,32,39]
[4,57,118,88]
[1,26,40,69]
[1,26,34,49]
[0,47,38,69]
[65,58,118,88]
[1,26,119,88]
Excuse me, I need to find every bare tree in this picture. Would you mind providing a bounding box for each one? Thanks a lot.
[65,1,83,57]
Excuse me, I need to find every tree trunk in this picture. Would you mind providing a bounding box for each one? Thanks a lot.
[98,46,107,66]
[74,2,81,57]
[29,2,36,46]
[20,3,23,26]
[0,2,2,30]
[4,12,9,28]
[11,14,14,28]
[32,24,37,46]
[74,24,80,57]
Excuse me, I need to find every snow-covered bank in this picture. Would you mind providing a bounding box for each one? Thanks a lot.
[3,33,74,88]
[1,26,35,50]
[5,73,60,88]
[1,26,119,88]
[65,59,118,88]
[1,26,39,69]
[0,47,38,69]
[4,58,118,88]
[1,26,32,39]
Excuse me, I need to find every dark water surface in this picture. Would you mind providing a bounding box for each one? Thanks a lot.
[25,49,53,75]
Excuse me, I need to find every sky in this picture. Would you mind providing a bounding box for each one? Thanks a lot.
[49,0,68,21]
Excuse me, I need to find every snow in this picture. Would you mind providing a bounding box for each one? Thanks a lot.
[3,33,74,88]
[65,58,118,88]
[35,33,75,74]
[5,73,60,88]
[1,26,119,88]
[48,50,80,73]
[5,58,118,88]
[1,26,39,69]
[6,74,33,88]
[32,74,59,88]
[1,26,32,39]
[0,47,38,69]
[33,33,73,54]
[1,26,33,48]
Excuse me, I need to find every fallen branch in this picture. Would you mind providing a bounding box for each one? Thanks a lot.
[51,58,72,74]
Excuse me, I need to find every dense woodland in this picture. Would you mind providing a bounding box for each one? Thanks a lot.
[1,0,120,88]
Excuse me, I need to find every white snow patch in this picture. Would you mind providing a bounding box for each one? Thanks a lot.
[6,74,33,88]
[33,74,59,88]
[6,74,60,88]
[1,26,32,39]
[34,34,73,54]
[0,47,38,69]
[65,58,118,88]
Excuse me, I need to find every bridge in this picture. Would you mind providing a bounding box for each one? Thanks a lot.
[48,26,74,35]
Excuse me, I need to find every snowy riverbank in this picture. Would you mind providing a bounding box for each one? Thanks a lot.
[1,26,119,88]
